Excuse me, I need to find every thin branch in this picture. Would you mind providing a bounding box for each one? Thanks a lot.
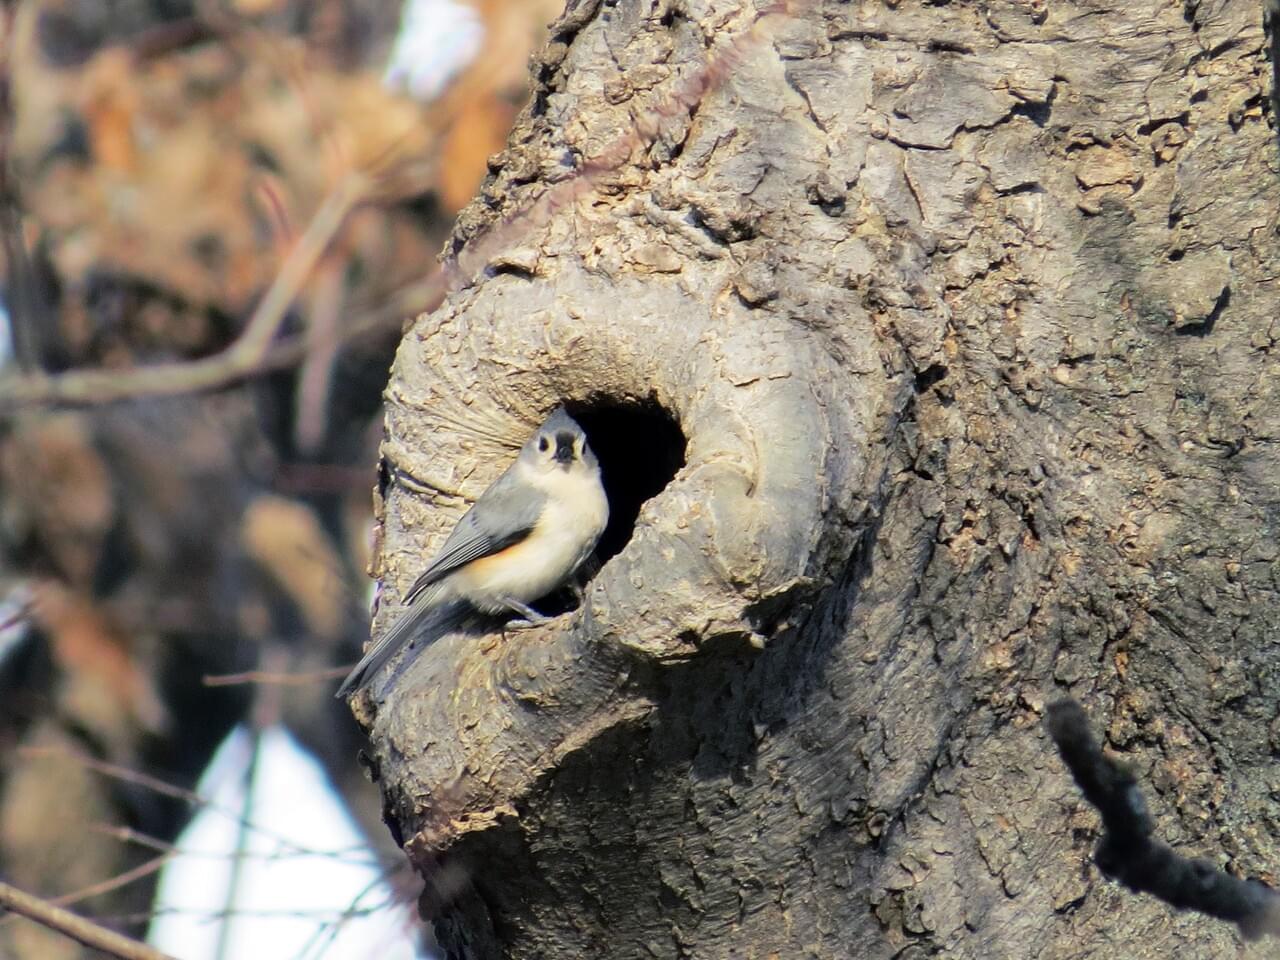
[1045,698,1280,941]
[92,822,378,866]
[291,864,413,960]
[202,664,353,687]
[109,902,396,924]
[0,173,367,410]
[293,257,345,454]
[0,880,176,960]
[45,855,173,912]
[0,597,29,633]
[269,461,375,494]
[20,746,194,803]
[214,727,260,960]
[19,745,391,866]
[91,823,179,856]
[215,646,286,960]
[0,849,171,930]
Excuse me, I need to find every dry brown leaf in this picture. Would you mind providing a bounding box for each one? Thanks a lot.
[240,494,347,640]
[0,416,113,588]
[27,580,168,742]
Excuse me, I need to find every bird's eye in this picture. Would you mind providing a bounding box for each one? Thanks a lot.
[538,436,549,452]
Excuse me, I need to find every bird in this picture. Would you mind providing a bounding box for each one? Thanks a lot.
[336,408,608,698]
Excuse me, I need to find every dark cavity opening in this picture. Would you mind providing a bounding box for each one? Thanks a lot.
[521,398,686,621]
[565,398,686,567]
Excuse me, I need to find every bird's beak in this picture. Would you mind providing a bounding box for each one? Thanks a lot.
[554,432,576,464]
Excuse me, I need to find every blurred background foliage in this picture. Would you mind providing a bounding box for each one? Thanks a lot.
[0,0,559,955]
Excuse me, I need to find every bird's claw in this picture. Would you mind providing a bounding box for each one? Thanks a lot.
[502,617,545,632]
[499,597,549,624]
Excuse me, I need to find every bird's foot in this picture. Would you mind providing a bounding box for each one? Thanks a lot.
[499,597,549,625]
[502,619,541,633]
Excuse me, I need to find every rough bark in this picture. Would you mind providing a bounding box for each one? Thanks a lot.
[359,0,1280,957]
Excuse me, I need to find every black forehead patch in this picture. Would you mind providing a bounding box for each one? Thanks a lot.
[555,431,576,457]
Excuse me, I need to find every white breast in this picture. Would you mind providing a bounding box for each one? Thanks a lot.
[451,464,608,613]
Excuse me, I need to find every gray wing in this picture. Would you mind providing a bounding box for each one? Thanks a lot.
[402,464,547,604]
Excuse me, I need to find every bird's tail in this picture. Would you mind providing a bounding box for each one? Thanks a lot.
[336,592,468,699]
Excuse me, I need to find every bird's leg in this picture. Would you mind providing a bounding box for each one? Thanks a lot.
[499,597,549,629]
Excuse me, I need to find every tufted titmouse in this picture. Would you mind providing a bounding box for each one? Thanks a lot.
[337,408,608,698]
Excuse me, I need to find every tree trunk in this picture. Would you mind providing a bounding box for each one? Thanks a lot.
[357,0,1280,956]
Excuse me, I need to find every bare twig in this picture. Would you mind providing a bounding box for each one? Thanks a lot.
[1046,698,1280,941]
[0,595,30,633]
[215,646,287,960]
[293,257,345,454]
[92,822,375,865]
[0,173,367,410]
[20,746,194,803]
[202,664,352,687]
[112,901,395,924]
[0,852,171,931]
[46,855,173,913]
[19,745,389,865]
[290,864,413,960]
[214,729,260,960]
[269,461,375,494]
[0,880,176,960]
